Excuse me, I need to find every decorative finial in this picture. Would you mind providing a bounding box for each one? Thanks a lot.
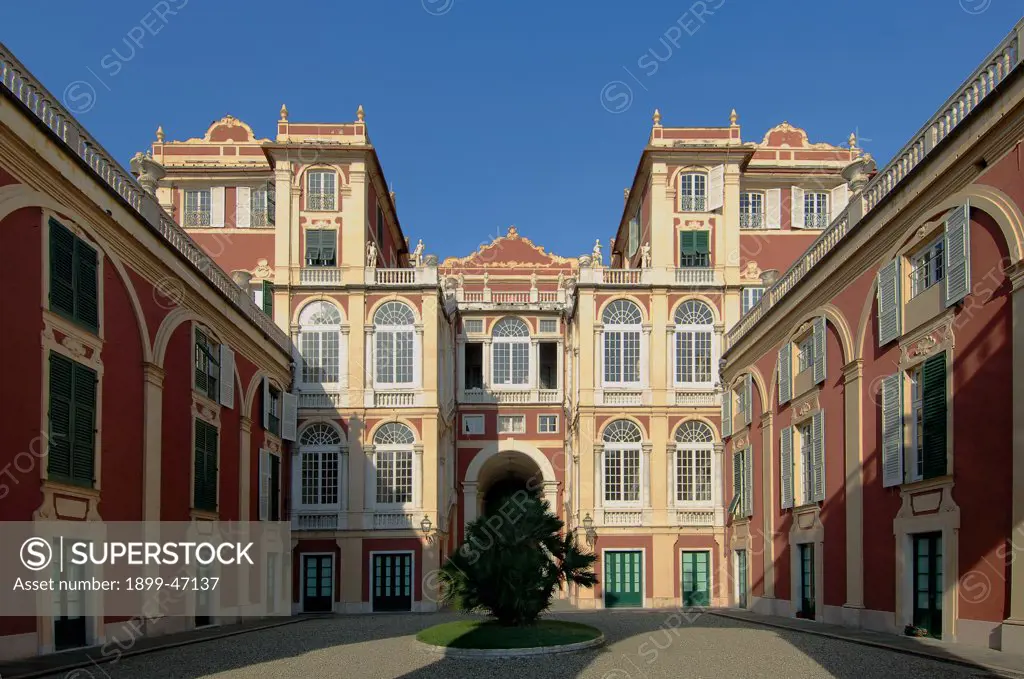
[624,188,630,202]
[357,105,365,123]
[279,104,288,122]
[389,190,396,203]
[156,125,165,143]
[730,109,738,126]
[652,108,662,127]
[849,132,857,149]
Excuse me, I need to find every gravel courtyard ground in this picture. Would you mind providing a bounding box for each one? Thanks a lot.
[56,610,1009,679]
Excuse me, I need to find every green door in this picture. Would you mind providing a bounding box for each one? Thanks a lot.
[736,549,748,609]
[681,551,711,607]
[372,553,413,612]
[604,551,643,608]
[913,533,943,638]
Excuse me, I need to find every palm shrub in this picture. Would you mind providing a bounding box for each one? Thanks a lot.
[438,494,597,626]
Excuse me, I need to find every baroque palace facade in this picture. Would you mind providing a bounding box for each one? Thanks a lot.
[2,17,1024,660]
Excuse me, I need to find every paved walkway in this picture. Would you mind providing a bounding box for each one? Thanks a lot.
[4,608,1024,679]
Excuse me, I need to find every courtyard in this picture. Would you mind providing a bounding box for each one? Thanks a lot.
[28,610,1019,679]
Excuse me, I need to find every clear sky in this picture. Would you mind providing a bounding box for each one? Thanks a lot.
[2,1,1020,260]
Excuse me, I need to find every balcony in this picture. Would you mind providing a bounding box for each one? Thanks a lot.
[673,389,720,407]
[373,511,417,530]
[183,209,211,227]
[679,196,707,212]
[298,391,346,409]
[364,389,424,408]
[250,209,273,228]
[366,267,437,287]
[300,267,343,285]
[601,510,644,527]
[674,267,718,286]
[292,510,341,531]
[598,389,645,406]
[307,193,336,211]
[675,509,716,527]
[739,212,764,229]
[576,266,722,287]
[460,388,561,405]
[804,211,830,229]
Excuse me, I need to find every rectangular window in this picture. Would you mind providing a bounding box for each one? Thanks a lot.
[267,386,281,437]
[492,342,529,385]
[49,219,99,332]
[679,231,710,268]
[305,229,337,267]
[194,329,220,400]
[307,171,336,211]
[676,447,712,503]
[796,335,815,373]
[604,448,641,503]
[539,342,558,390]
[604,331,641,384]
[909,365,925,480]
[539,319,558,333]
[464,319,483,334]
[251,184,275,227]
[301,451,339,505]
[675,329,712,385]
[679,173,707,212]
[498,415,526,434]
[184,189,212,226]
[741,287,765,315]
[739,192,764,229]
[48,352,97,487]
[462,415,484,435]
[464,343,483,390]
[300,328,339,384]
[376,450,413,504]
[910,237,945,297]
[798,422,814,505]
[376,329,415,385]
[538,415,558,433]
[193,419,218,512]
[804,192,829,229]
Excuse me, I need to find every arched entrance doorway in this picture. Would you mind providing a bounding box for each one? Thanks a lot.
[462,440,559,529]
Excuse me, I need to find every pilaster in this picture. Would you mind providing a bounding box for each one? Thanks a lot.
[842,359,865,616]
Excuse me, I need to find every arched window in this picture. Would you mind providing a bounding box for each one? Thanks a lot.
[492,317,530,386]
[374,302,416,386]
[674,300,715,387]
[307,169,337,211]
[298,301,342,385]
[678,172,708,212]
[602,300,642,386]
[602,419,642,505]
[298,423,344,507]
[373,423,415,506]
[674,421,714,504]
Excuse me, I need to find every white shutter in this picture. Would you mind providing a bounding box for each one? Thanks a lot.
[707,165,725,212]
[876,259,901,346]
[811,410,825,502]
[780,427,794,509]
[766,189,782,229]
[211,186,225,227]
[812,317,826,385]
[722,390,733,437]
[282,392,298,441]
[744,373,753,426]
[262,377,270,430]
[236,186,251,228]
[219,344,235,408]
[944,201,971,307]
[778,343,792,405]
[830,184,849,220]
[790,187,805,229]
[881,373,904,488]
[258,450,269,521]
[743,446,753,517]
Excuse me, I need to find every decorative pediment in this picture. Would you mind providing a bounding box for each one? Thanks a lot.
[179,115,268,144]
[760,121,844,150]
[439,226,575,270]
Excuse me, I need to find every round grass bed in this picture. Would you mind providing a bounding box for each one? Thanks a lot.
[417,619,602,650]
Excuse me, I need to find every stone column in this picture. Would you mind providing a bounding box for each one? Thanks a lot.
[759,413,774,599]
[142,363,165,522]
[1002,265,1024,651]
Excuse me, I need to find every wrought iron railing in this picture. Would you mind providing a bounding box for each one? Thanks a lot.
[739,212,763,229]
[0,43,291,353]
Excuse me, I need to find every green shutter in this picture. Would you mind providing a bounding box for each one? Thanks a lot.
[320,231,337,265]
[922,354,947,479]
[266,181,276,226]
[305,229,321,263]
[195,330,208,394]
[732,451,742,511]
[694,231,710,255]
[48,353,74,479]
[194,420,219,511]
[264,278,276,315]
[680,231,696,256]
[205,425,219,510]
[75,239,99,330]
[49,220,76,318]
[71,362,96,485]
[194,422,205,509]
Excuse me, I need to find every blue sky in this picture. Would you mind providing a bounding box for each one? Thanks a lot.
[2,1,1020,259]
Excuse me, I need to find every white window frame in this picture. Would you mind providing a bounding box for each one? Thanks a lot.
[462,414,484,435]
[739,191,764,229]
[673,301,715,388]
[602,300,643,387]
[741,287,765,315]
[678,172,708,212]
[297,423,344,509]
[675,421,714,505]
[796,334,815,373]
[804,192,829,229]
[539,318,558,333]
[297,301,343,388]
[306,170,337,211]
[491,318,531,388]
[538,414,559,434]
[251,185,273,227]
[498,415,526,434]
[373,302,417,388]
[909,365,925,482]
[373,424,416,509]
[464,319,484,334]
[910,236,945,298]
[603,420,643,507]
[184,189,212,227]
